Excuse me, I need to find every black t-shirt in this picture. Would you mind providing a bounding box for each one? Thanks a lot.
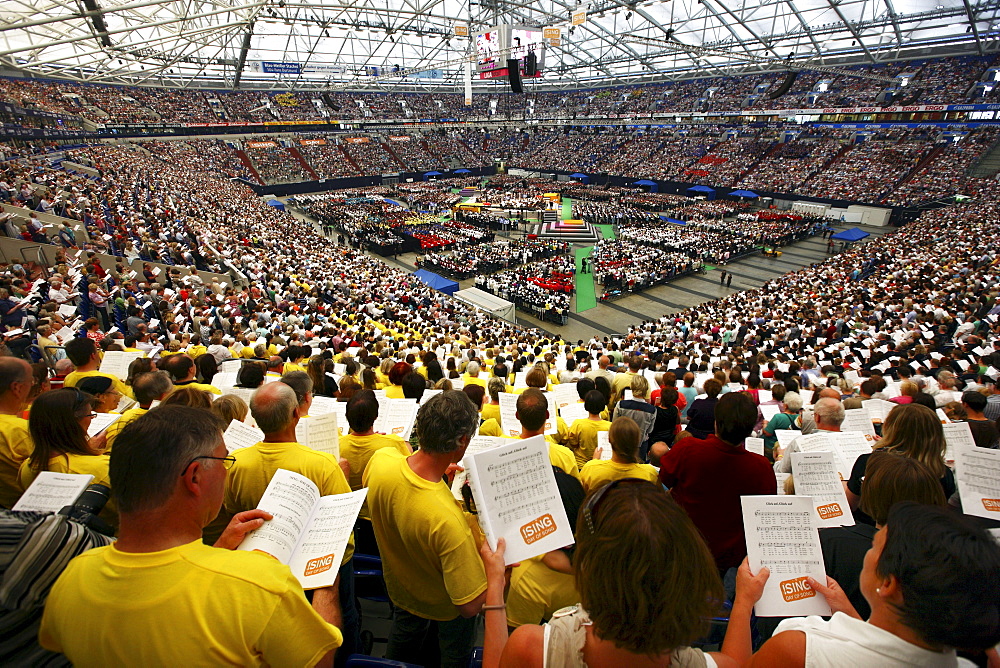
[650,404,679,446]
[819,524,877,620]
[965,419,1000,450]
[847,452,956,525]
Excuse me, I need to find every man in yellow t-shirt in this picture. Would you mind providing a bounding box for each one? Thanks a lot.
[161,354,222,395]
[0,357,34,508]
[338,390,411,517]
[103,370,174,452]
[565,390,612,469]
[62,338,135,400]
[511,389,580,479]
[610,354,642,407]
[222,381,358,660]
[39,405,342,667]
[363,391,488,668]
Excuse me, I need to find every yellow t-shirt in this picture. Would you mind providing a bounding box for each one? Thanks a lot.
[566,418,612,469]
[362,449,487,621]
[241,346,258,359]
[481,403,501,424]
[506,556,580,628]
[384,385,405,399]
[103,406,148,452]
[478,418,502,438]
[579,459,659,493]
[174,381,222,395]
[223,441,353,563]
[461,375,487,389]
[0,413,32,509]
[339,432,410,519]
[39,540,341,667]
[186,345,208,359]
[610,371,637,404]
[64,370,135,400]
[284,362,307,374]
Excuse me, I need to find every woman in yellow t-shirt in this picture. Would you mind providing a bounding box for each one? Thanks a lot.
[565,390,612,469]
[579,415,659,493]
[17,388,115,523]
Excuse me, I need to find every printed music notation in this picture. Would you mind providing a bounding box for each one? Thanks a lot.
[742,495,832,617]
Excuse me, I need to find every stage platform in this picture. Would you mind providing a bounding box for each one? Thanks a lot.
[528,216,602,244]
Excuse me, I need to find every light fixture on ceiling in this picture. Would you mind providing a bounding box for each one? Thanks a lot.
[625,11,633,19]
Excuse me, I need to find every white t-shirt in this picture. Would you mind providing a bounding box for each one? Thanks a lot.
[773,612,974,667]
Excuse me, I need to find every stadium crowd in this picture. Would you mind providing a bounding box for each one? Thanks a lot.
[0,126,999,668]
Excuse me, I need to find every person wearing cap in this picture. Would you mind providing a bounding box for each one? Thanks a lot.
[76,376,123,415]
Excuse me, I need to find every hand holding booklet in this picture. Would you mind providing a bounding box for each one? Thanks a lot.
[741,495,832,617]
[464,435,574,565]
[238,468,367,589]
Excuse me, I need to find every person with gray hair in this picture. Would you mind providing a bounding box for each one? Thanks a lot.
[362,390,488,667]
[773,396,845,474]
[280,369,314,413]
[462,360,486,389]
[216,380,358,657]
[104,370,174,450]
[39,405,343,666]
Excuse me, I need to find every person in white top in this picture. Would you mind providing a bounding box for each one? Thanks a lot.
[737,502,1000,667]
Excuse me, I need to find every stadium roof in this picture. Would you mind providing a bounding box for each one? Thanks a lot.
[0,0,997,90]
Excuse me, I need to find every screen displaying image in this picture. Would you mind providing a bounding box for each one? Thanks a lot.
[509,28,545,74]
[476,30,502,73]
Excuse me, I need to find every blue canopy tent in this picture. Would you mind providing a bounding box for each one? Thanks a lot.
[662,217,686,225]
[633,179,658,193]
[830,227,870,242]
[413,269,459,295]
[686,185,716,200]
[266,199,285,211]
[570,172,590,184]
[423,171,443,181]
[454,168,472,174]
[728,189,759,198]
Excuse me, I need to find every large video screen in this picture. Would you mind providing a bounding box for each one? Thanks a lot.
[509,27,545,76]
[476,30,502,75]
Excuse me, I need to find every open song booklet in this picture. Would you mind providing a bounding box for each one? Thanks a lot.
[238,468,367,589]
[13,471,94,512]
[464,435,574,565]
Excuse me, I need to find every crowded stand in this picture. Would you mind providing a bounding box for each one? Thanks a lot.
[590,239,698,299]
[295,139,360,179]
[797,129,936,201]
[340,139,405,174]
[2,119,1000,668]
[886,127,1000,205]
[382,137,444,172]
[135,139,255,182]
[417,238,567,279]
[242,138,310,185]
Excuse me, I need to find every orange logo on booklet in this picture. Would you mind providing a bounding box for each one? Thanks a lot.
[520,514,557,544]
[304,553,337,576]
[779,577,816,603]
[817,503,844,520]
[983,499,1000,512]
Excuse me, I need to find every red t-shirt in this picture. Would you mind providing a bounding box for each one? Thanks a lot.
[659,434,776,571]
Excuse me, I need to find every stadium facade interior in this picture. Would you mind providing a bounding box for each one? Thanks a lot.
[2,0,1000,662]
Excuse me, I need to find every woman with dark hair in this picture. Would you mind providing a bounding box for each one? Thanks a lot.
[194,353,218,385]
[648,387,680,461]
[18,387,110,492]
[360,367,379,391]
[77,375,123,414]
[126,357,155,387]
[739,502,1000,666]
[384,361,413,399]
[307,356,338,398]
[236,360,266,389]
[423,354,444,384]
[482,479,738,667]
[686,378,722,440]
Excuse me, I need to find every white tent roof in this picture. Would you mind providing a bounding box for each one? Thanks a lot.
[0,0,996,89]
